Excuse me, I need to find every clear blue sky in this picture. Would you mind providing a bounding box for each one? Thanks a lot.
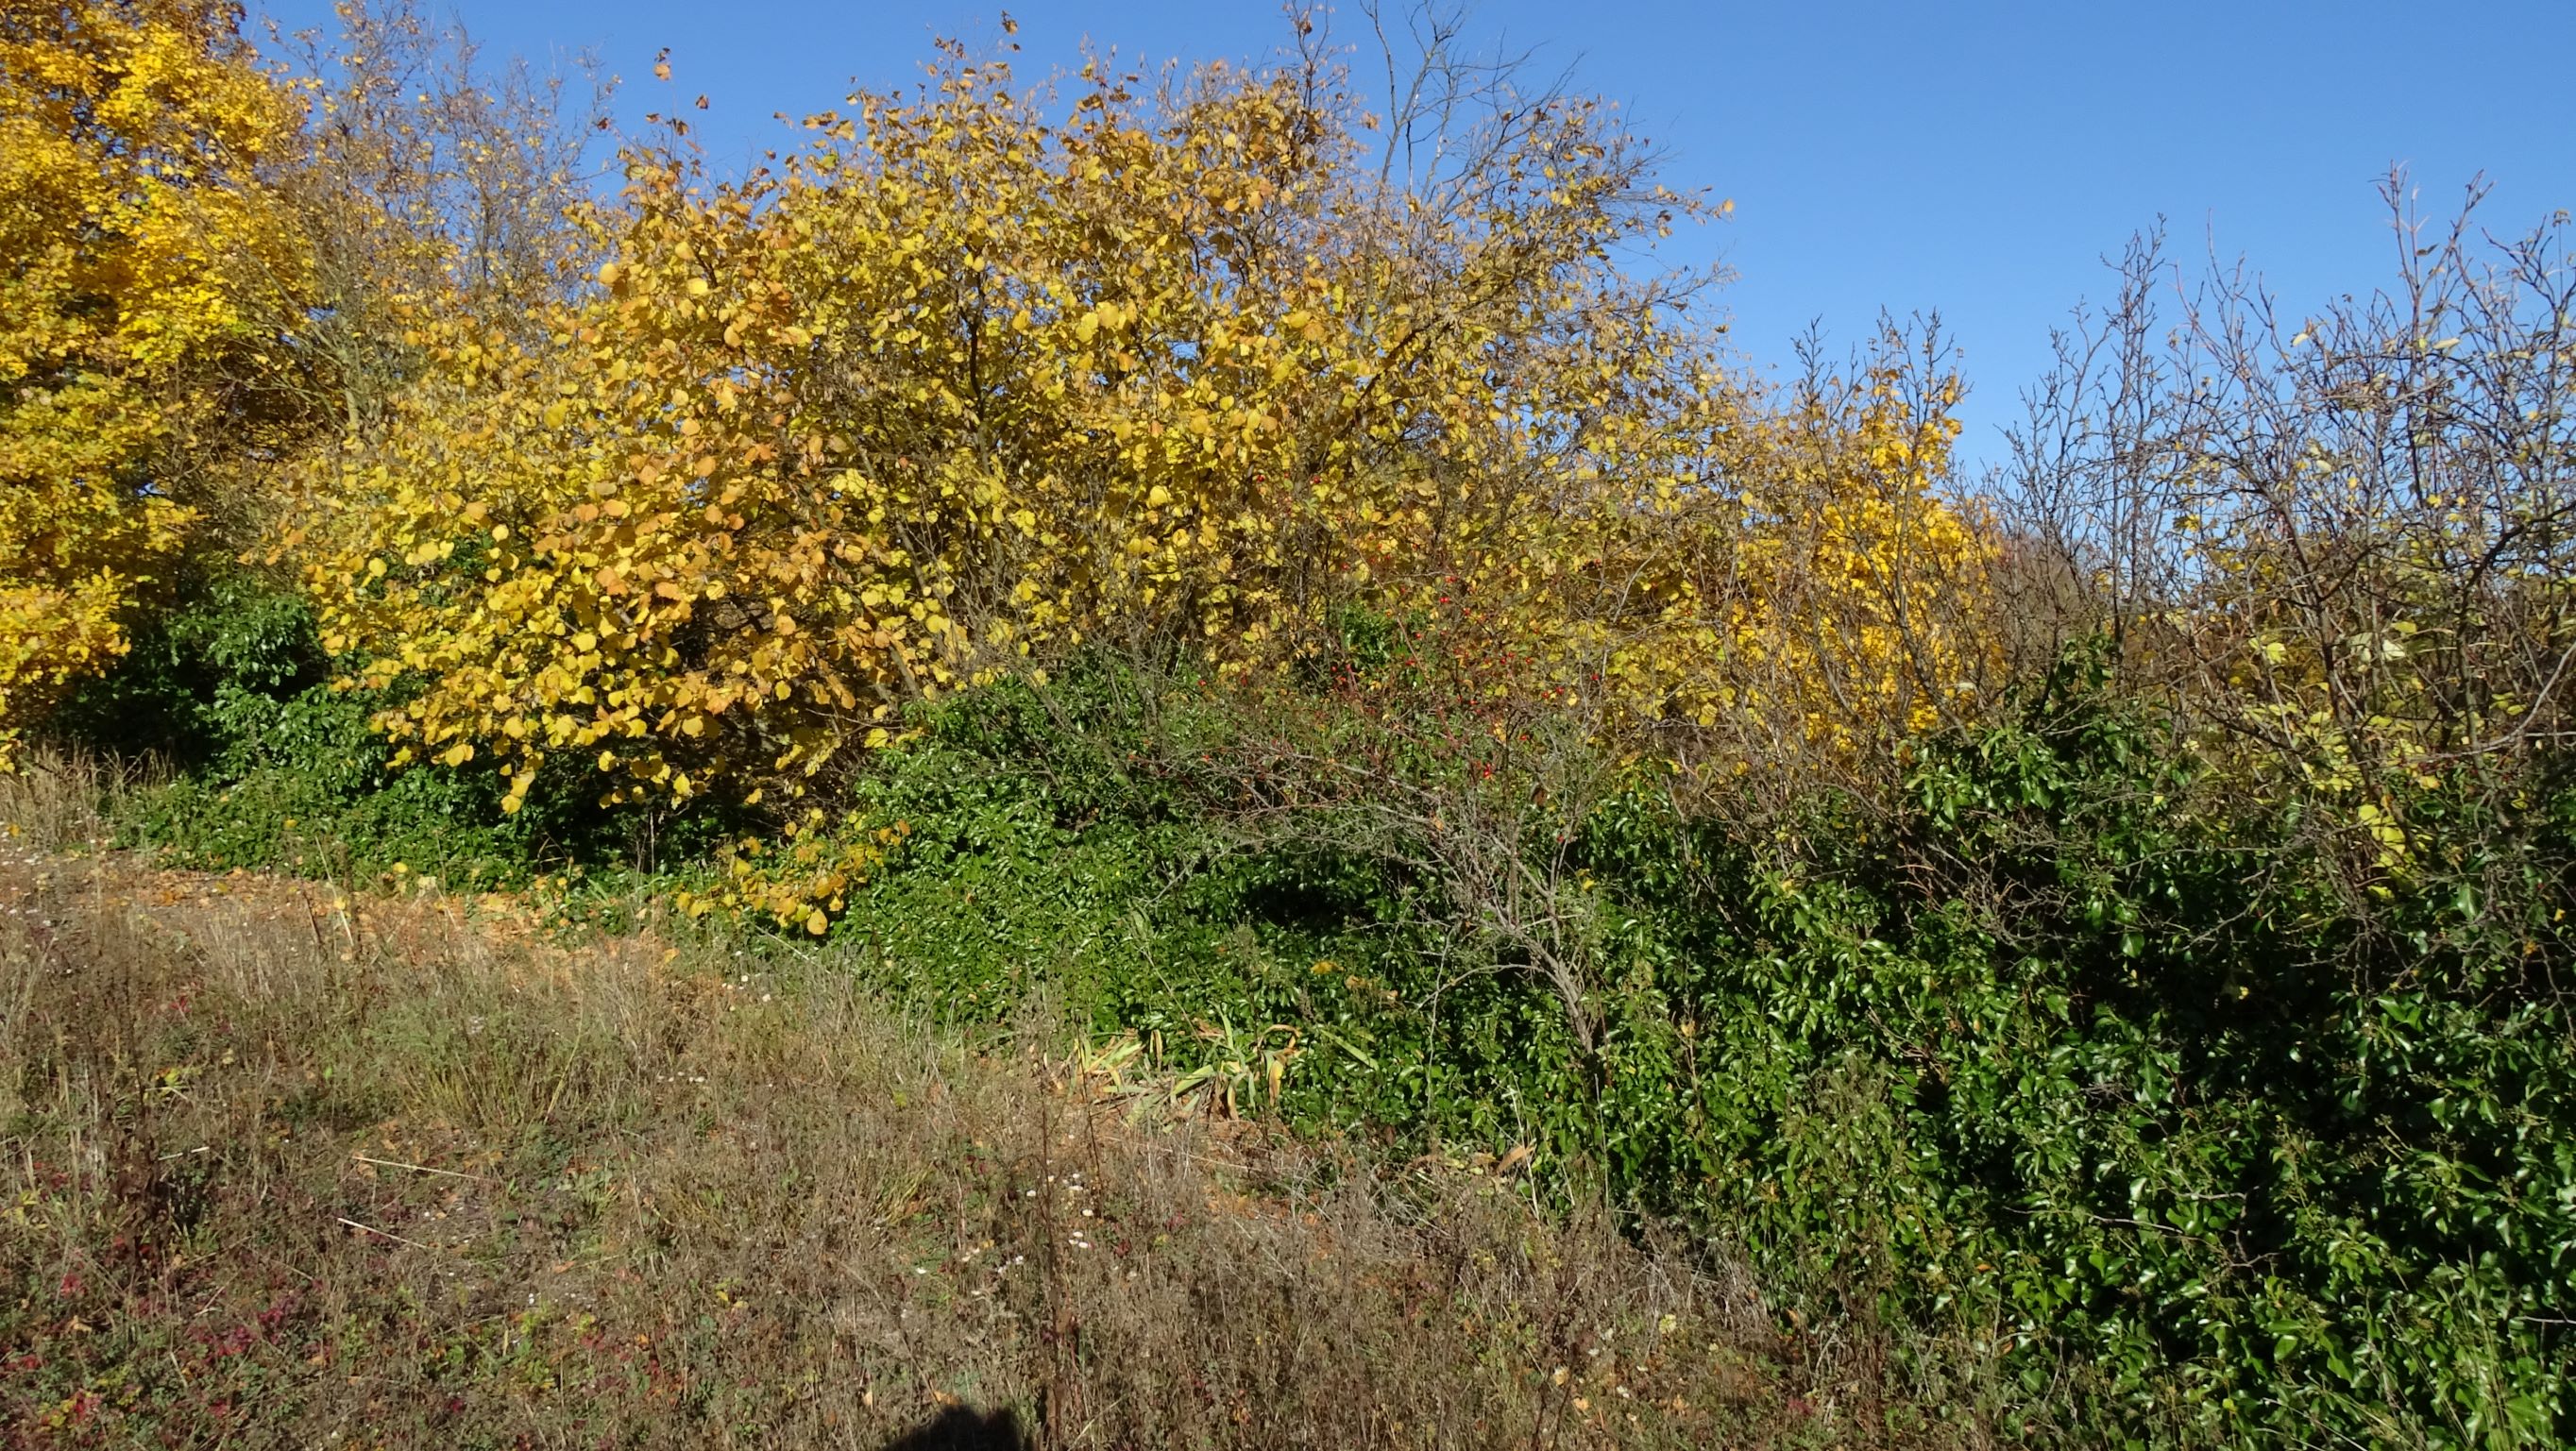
[259,1,2576,467]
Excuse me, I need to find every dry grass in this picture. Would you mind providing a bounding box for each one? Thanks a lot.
[0,850,1972,1449]
[0,751,126,856]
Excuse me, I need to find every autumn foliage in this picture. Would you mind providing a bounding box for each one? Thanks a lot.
[0,2,1996,800]
[0,0,306,761]
[269,42,1991,818]
[0,0,2006,847]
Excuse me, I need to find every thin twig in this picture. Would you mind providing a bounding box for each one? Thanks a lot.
[352,1153,494,1183]
[336,1216,439,1251]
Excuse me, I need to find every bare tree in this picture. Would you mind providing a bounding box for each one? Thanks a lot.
[262,0,611,438]
[2000,172,2576,935]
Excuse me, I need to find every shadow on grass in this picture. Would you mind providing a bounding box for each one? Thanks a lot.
[879,1406,1030,1450]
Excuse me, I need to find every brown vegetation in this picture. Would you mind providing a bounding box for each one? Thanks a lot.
[0,829,1976,1446]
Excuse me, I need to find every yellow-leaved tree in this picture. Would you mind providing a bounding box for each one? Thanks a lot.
[0,0,307,761]
[288,35,1995,834]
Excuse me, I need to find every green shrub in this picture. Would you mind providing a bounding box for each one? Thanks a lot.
[791,655,2572,1447]
[1565,658,2574,1446]
[62,574,735,890]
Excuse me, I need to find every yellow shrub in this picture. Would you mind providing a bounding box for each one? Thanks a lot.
[290,43,1994,814]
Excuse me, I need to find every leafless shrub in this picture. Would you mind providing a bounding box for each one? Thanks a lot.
[1993,173,2576,944]
[2006,173,2576,768]
[259,0,611,439]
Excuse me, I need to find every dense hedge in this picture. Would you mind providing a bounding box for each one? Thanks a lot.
[800,662,2575,1444]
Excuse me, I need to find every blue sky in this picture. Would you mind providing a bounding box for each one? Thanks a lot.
[259,1,2576,467]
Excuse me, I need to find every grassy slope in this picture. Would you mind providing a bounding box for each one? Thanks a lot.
[0,833,1970,1448]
